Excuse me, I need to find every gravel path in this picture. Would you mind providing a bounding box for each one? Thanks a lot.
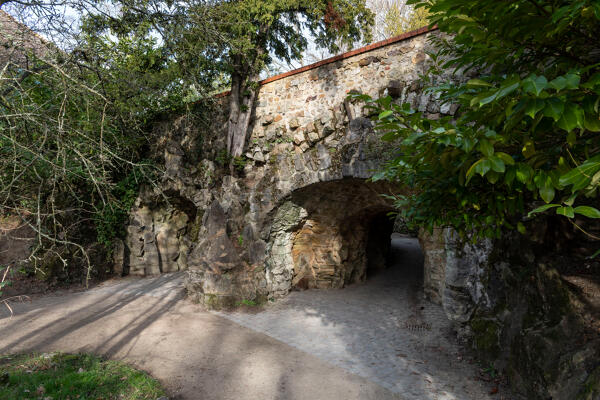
[214,236,500,400]
[0,235,511,399]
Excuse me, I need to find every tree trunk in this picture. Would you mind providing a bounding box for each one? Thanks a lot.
[227,42,266,159]
[231,84,257,157]
[226,71,242,156]
[226,73,258,158]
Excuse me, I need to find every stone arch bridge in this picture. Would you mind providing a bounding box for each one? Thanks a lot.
[122,26,470,318]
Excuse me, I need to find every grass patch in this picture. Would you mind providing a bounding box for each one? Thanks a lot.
[0,352,165,399]
[236,299,258,307]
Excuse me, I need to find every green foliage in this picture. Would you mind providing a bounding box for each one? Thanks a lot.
[357,0,600,239]
[95,164,155,254]
[0,13,170,277]
[384,2,430,37]
[481,363,498,379]
[213,0,374,66]
[236,299,258,307]
[0,353,165,399]
[214,149,232,167]
[214,151,249,172]
[232,156,249,172]
[89,0,374,98]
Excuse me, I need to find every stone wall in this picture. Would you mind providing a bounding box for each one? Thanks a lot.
[247,28,448,165]
[123,27,457,308]
[0,10,50,69]
[120,27,600,398]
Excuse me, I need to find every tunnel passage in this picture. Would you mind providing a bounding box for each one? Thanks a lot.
[266,179,400,297]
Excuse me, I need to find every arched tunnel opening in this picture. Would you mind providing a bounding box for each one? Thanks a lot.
[267,178,425,296]
[365,213,425,287]
[364,212,395,278]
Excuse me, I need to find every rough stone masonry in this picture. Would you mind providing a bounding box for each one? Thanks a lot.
[112,26,600,399]
[121,27,470,310]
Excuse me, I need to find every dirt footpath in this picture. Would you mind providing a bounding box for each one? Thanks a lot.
[0,273,402,400]
[0,237,515,399]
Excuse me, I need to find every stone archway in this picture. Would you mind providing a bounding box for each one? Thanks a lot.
[265,179,397,298]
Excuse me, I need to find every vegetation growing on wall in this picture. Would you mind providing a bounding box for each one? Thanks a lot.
[0,0,373,283]
[359,0,600,240]
[0,3,195,283]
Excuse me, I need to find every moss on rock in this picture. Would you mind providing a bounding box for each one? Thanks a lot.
[577,366,600,400]
[187,210,205,243]
[470,318,501,359]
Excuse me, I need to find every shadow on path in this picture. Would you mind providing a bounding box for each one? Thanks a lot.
[0,273,184,355]
[0,271,402,400]
[215,235,504,400]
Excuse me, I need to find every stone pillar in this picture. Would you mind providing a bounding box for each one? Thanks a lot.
[265,201,307,297]
[418,227,446,305]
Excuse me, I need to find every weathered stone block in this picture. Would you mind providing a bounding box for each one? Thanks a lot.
[289,118,300,130]
[262,115,274,125]
[293,131,305,145]
[307,130,319,143]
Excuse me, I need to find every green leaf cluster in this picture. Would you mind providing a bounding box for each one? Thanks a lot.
[86,0,374,96]
[358,0,600,238]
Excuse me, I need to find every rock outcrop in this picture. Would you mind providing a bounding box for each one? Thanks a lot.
[427,225,600,400]
[125,196,192,276]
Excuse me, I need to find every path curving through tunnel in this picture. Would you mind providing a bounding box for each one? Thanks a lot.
[217,233,503,400]
[0,236,514,399]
